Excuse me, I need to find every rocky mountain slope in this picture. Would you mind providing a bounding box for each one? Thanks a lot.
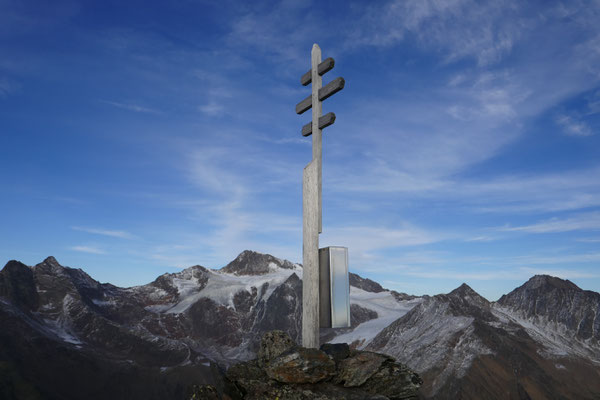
[367,279,600,399]
[1,251,599,399]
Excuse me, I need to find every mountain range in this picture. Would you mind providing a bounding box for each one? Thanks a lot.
[1,250,599,399]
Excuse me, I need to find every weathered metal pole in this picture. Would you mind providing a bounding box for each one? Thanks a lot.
[302,44,322,349]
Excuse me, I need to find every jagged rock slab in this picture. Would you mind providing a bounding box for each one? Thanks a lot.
[265,348,336,384]
[258,330,297,367]
[335,351,392,387]
[218,331,421,400]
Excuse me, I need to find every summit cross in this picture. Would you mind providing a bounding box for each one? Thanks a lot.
[296,43,345,348]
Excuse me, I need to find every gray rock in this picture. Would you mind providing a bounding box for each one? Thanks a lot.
[320,342,350,362]
[189,384,221,400]
[362,359,423,400]
[257,330,297,367]
[218,331,422,400]
[265,347,336,384]
[335,351,393,387]
[226,359,269,397]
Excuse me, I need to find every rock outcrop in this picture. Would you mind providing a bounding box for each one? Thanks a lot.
[190,330,422,400]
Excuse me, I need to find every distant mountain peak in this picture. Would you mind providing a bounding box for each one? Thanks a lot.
[349,272,385,293]
[450,282,473,294]
[220,250,298,276]
[2,259,30,272]
[448,283,484,300]
[35,256,68,276]
[0,259,39,311]
[42,256,60,266]
[237,249,262,259]
[498,274,600,342]
[525,274,580,291]
[443,282,491,313]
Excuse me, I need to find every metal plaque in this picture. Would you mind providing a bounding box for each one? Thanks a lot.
[319,246,350,328]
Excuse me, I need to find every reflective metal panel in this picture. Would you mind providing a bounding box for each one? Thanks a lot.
[319,246,350,328]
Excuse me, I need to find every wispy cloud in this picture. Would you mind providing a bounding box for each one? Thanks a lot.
[514,252,600,265]
[465,235,497,242]
[198,101,225,116]
[100,100,160,114]
[336,0,600,201]
[401,266,600,281]
[332,161,600,215]
[71,226,137,239]
[0,77,18,96]
[576,237,600,243]
[226,1,318,65]
[346,0,523,66]
[319,224,445,270]
[322,225,442,252]
[186,147,248,198]
[172,143,303,264]
[403,269,519,281]
[556,114,593,136]
[70,245,105,254]
[499,212,600,233]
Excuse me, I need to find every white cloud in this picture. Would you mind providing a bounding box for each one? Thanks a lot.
[198,101,224,116]
[0,77,18,96]
[576,237,600,243]
[465,236,497,242]
[555,114,593,136]
[101,100,160,114]
[403,269,518,281]
[499,212,600,233]
[337,0,600,190]
[321,225,441,251]
[514,252,600,265]
[186,147,248,198]
[70,245,105,254]
[225,1,318,65]
[347,0,523,66]
[72,226,137,239]
[177,143,304,264]
[331,160,600,216]
[400,265,600,281]
[319,224,445,270]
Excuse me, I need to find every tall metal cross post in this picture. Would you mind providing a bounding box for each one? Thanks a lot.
[296,44,345,348]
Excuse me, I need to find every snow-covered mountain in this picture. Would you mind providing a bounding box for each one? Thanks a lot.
[367,279,600,399]
[1,251,600,399]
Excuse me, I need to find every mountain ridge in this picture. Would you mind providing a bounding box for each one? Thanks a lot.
[1,252,600,399]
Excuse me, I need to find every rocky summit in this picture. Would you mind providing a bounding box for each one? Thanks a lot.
[190,330,422,400]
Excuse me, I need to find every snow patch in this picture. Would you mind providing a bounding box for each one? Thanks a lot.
[91,299,117,307]
[145,303,176,313]
[165,268,301,314]
[43,317,82,345]
[329,287,422,348]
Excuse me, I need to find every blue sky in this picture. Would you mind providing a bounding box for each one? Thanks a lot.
[1,0,599,300]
